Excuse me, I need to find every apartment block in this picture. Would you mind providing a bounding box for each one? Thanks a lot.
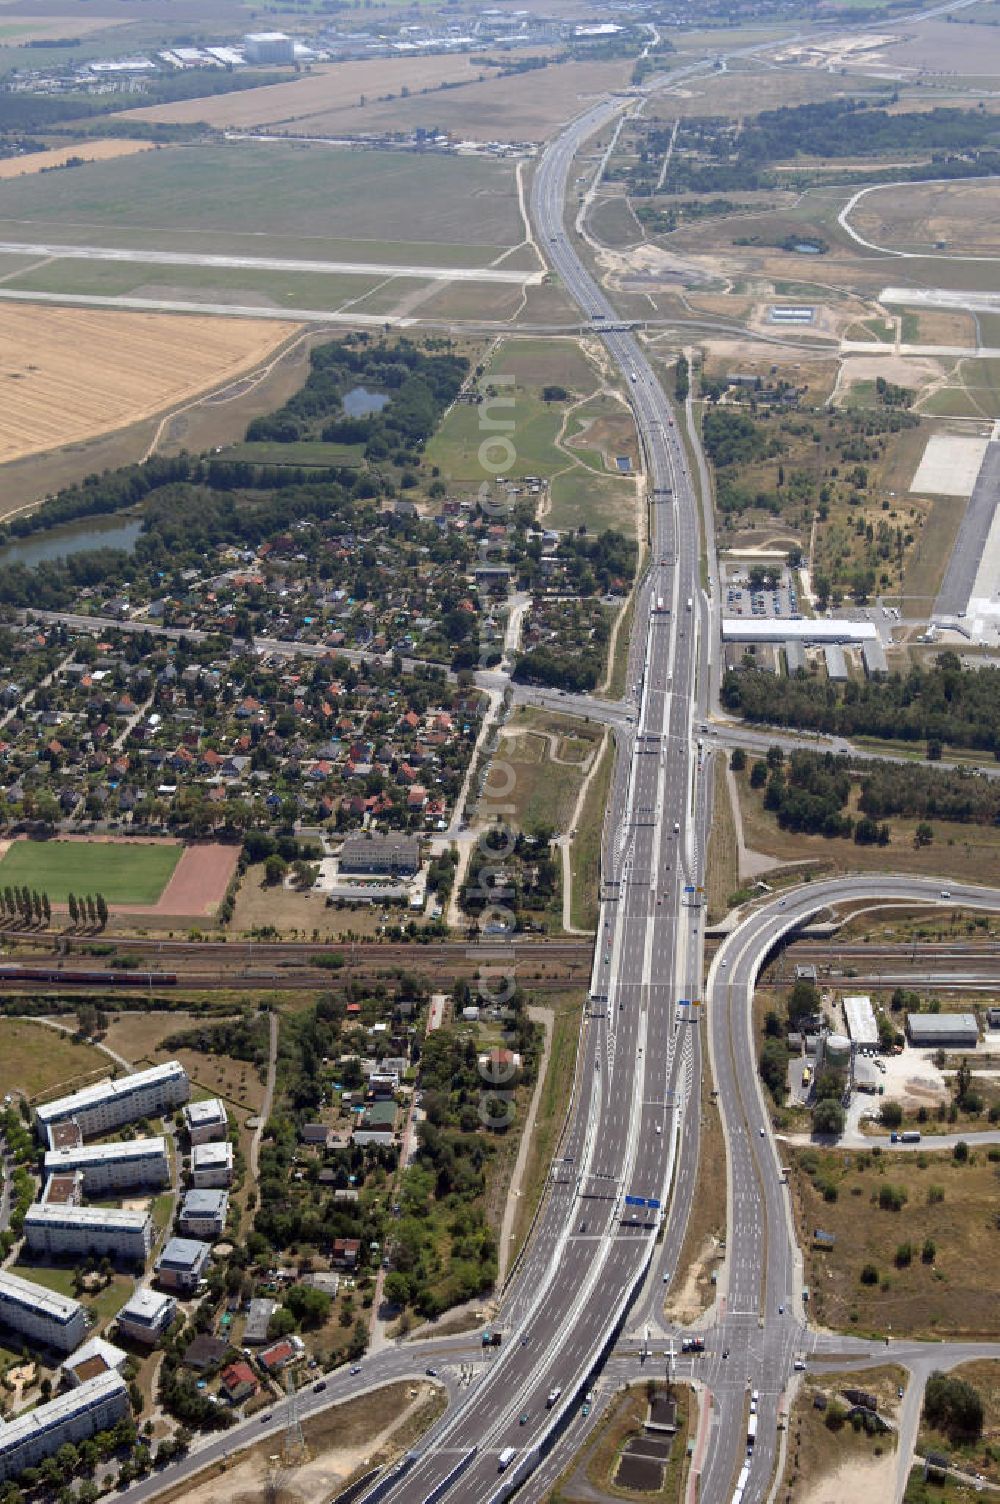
[35,1061,190,1145]
[43,1137,169,1194]
[190,1141,233,1188]
[183,1098,228,1145]
[0,1371,129,1482]
[177,1189,228,1240]
[24,1204,153,1264]
[0,1269,87,1355]
[115,1288,176,1346]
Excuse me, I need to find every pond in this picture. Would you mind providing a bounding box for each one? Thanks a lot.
[342,385,390,418]
[0,515,143,571]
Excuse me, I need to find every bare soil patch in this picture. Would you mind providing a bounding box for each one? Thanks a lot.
[150,842,239,917]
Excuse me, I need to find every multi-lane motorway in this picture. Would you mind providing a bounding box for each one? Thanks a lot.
[342,92,713,1504]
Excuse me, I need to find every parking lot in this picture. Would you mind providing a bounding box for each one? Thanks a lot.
[722,564,800,620]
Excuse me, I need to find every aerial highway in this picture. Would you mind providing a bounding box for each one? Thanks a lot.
[328,89,716,1504]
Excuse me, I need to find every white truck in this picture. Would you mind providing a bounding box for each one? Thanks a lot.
[498,1447,517,1473]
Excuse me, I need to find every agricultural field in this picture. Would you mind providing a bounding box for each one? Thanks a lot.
[0,836,182,905]
[0,303,299,471]
[0,143,523,258]
[846,179,1000,258]
[119,54,510,129]
[0,140,154,180]
[150,56,635,144]
[0,1017,108,1100]
[788,1143,1000,1338]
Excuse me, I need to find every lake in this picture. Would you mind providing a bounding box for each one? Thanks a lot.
[342,385,390,418]
[0,515,143,571]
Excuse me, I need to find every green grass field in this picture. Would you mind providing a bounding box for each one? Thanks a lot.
[0,1018,107,1099]
[4,258,395,311]
[0,142,521,255]
[222,439,366,468]
[0,839,182,904]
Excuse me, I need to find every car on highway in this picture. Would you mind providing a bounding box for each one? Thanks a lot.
[260,1413,273,1423]
[349,1365,361,1375]
[940,889,952,899]
[313,1381,327,1393]
[520,1412,530,1425]
[426,1367,438,1377]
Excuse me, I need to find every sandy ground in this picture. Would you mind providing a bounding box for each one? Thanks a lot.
[0,141,153,181]
[0,304,299,467]
[176,1386,434,1504]
[796,1449,897,1504]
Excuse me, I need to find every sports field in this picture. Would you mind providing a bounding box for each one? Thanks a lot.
[0,838,183,905]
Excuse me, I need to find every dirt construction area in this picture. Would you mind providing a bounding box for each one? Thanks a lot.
[163,1383,442,1504]
[0,304,299,469]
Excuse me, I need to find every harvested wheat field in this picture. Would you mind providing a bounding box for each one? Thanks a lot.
[121,54,503,130]
[0,140,154,181]
[0,304,299,465]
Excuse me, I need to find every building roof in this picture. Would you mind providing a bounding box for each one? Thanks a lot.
[183,1334,229,1369]
[157,1236,211,1272]
[36,1061,188,1125]
[180,1189,228,1216]
[243,1297,276,1343]
[221,1360,257,1393]
[907,1012,978,1038]
[185,1097,227,1126]
[25,1204,151,1234]
[192,1141,232,1167]
[44,1136,167,1172]
[41,1172,83,1205]
[0,1267,83,1324]
[843,995,879,1047]
[64,1336,127,1381]
[722,618,877,643]
[118,1287,175,1325]
[260,1337,296,1370]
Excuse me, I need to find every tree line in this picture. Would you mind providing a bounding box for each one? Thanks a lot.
[723,653,1000,755]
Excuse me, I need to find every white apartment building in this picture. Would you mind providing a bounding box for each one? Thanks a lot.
[184,1098,228,1145]
[43,1137,169,1194]
[0,1370,129,1482]
[190,1141,233,1188]
[115,1288,176,1346]
[0,1269,87,1354]
[24,1204,153,1264]
[35,1061,190,1145]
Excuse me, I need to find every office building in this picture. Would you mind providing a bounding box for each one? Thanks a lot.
[36,1062,189,1145]
[339,834,420,877]
[184,1098,228,1145]
[177,1189,228,1240]
[191,1141,233,1188]
[0,1269,87,1354]
[24,1204,153,1264]
[43,1137,169,1193]
[155,1237,211,1293]
[115,1288,176,1346]
[0,1371,129,1482]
